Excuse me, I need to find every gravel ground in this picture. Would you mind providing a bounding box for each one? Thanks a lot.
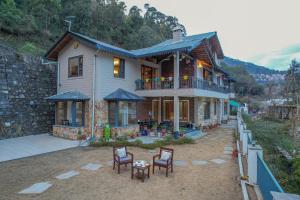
[0,126,242,200]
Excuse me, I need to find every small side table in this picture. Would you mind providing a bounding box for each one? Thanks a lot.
[131,162,150,182]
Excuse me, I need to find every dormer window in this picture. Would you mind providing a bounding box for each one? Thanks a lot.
[68,56,83,77]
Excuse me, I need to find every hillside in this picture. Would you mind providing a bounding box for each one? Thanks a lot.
[221,57,285,83]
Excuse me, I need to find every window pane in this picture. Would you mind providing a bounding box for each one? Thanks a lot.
[204,101,210,120]
[113,57,125,78]
[128,102,137,125]
[108,102,116,126]
[119,101,128,126]
[68,56,83,77]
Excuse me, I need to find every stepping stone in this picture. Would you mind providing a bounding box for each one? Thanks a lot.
[173,160,188,166]
[223,150,232,155]
[81,163,102,171]
[19,182,52,194]
[224,146,233,151]
[55,170,79,180]
[192,160,208,166]
[210,159,226,165]
[148,150,156,154]
[107,160,113,166]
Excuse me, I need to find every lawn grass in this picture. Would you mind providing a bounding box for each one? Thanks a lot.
[243,114,300,194]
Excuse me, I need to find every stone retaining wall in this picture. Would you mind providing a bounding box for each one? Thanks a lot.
[0,44,56,139]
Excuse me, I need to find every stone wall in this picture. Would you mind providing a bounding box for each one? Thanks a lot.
[0,44,56,139]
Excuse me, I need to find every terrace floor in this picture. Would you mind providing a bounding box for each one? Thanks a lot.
[0,124,241,200]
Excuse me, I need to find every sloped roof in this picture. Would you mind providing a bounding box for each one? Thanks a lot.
[104,88,143,101]
[46,91,89,101]
[131,32,216,57]
[45,31,219,60]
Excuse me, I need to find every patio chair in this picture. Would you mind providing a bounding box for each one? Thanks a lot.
[113,146,134,174]
[153,147,174,177]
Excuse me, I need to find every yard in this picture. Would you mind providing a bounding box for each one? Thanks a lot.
[0,126,241,200]
[243,114,300,194]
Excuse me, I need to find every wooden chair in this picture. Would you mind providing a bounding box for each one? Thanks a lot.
[113,146,134,174]
[153,147,174,177]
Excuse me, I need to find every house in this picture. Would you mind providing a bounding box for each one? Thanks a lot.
[45,26,235,140]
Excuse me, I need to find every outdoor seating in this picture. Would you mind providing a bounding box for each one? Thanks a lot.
[153,147,174,177]
[113,146,134,174]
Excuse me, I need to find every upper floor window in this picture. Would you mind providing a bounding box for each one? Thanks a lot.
[113,57,125,79]
[68,56,83,77]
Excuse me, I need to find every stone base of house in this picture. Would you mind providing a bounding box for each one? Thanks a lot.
[52,124,140,140]
[95,124,140,139]
[53,125,86,140]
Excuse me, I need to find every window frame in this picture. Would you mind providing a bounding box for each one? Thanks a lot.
[113,57,125,79]
[204,101,210,120]
[68,55,83,78]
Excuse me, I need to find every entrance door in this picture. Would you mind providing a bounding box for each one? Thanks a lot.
[152,100,160,122]
[179,100,189,122]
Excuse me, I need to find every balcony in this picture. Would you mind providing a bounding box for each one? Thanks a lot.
[135,77,231,94]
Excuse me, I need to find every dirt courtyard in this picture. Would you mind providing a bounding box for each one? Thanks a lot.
[0,126,242,200]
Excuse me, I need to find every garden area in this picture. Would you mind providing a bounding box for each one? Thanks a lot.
[243,114,300,194]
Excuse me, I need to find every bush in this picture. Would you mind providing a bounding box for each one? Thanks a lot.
[19,42,37,54]
[90,136,195,150]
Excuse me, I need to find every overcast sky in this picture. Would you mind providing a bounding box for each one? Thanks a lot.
[123,0,300,70]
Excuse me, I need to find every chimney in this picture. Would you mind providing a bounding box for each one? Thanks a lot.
[172,25,185,41]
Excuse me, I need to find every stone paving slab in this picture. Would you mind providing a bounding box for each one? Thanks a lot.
[192,160,208,166]
[223,150,232,155]
[173,160,188,166]
[107,160,113,166]
[81,163,102,171]
[210,159,226,165]
[55,170,79,180]
[224,146,233,151]
[19,182,52,194]
[148,150,157,154]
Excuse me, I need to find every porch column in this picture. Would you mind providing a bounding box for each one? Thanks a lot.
[174,96,180,132]
[174,51,180,89]
[219,99,224,121]
[71,101,76,127]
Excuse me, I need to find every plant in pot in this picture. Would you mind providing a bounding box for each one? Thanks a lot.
[161,125,167,137]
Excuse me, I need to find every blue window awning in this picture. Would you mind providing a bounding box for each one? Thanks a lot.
[46,91,90,102]
[104,88,143,101]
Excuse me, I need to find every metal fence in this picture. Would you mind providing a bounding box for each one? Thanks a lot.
[257,154,284,200]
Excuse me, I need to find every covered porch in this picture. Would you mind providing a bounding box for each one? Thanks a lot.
[46,91,90,140]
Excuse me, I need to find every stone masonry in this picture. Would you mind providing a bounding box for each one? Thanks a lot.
[0,44,56,139]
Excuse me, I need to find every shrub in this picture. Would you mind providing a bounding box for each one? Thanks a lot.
[90,136,195,149]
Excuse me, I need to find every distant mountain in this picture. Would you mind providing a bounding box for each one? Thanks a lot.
[221,57,285,83]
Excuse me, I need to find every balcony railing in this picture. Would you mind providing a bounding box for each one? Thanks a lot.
[135,78,174,90]
[135,77,231,93]
[179,77,231,93]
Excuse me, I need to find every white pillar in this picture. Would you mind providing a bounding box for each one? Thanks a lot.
[242,130,251,155]
[248,144,263,184]
[174,95,180,132]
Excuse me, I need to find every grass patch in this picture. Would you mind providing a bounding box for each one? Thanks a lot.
[243,114,300,194]
[90,137,195,150]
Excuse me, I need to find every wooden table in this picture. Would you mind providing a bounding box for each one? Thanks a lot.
[131,163,150,182]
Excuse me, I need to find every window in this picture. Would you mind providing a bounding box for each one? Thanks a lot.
[68,56,83,77]
[108,101,137,127]
[113,57,125,78]
[204,101,210,120]
[224,102,228,115]
[214,101,217,115]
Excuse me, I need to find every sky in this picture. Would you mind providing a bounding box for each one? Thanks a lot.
[123,0,300,70]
